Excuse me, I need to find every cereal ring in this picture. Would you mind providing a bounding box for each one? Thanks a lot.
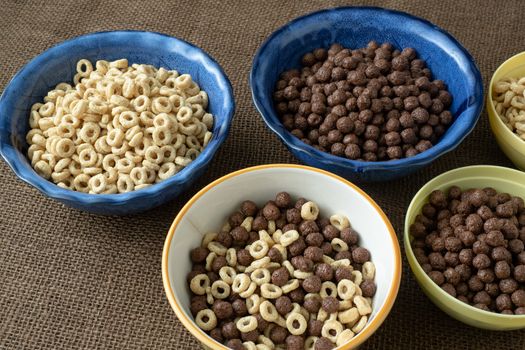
[145,145,164,164]
[258,230,274,247]
[305,336,318,350]
[190,104,205,120]
[336,329,355,347]
[190,274,210,295]
[330,214,350,231]
[210,280,230,299]
[116,174,134,193]
[201,232,217,248]
[280,230,299,247]
[51,170,71,183]
[286,312,307,335]
[39,102,55,117]
[352,271,363,286]
[330,258,350,269]
[322,320,344,343]
[54,158,71,172]
[260,283,282,299]
[122,78,136,98]
[239,281,257,298]
[102,154,120,171]
[68,160,82,177]
[206,290,214,306]
[317,308,328,322]
[353,296,372,316]
[320,282,338,298]
[153,126,173,146]
[246,294,262,315]
[133,95,151,112]
[124,150,142,165]
[116,158,134,174]
[174,74,192,89]
[106,128,125,147]
[236,316,258,333]
[282,261,295,276]
[301,201,319,220]
[119,111,139,130]
[225,248,237,267]
[205,252,217,272]
[257,336,274,350]
[202,113,214,130]
[339,299,353,311]
[249,240,270,260]
[73,173,90,192]
[250,268,271,286]
[195,309,217,331]
[243,341,257,350]
[331,238,349,252]
[232,273,251,294]
[55,138,75,158]
[152,96,172,114]
[293,270,313,279]
[240,217,253,232]
[203,131,213,148]
[88,173,107,194]
[351,315,368,334]
[337,280,357,300]
[248,257,270,271]
[362,261,376,280]
[208,241,227,256]
[260,300,279,322]
[76,59,93,76]
[157,162,176,180]
[218,266,236,285]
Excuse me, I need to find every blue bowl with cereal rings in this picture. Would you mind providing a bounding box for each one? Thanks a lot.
[0,30,234,215]
[250,6,483,182]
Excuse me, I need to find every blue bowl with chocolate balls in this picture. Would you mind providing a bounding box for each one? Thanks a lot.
[250,6,483,182]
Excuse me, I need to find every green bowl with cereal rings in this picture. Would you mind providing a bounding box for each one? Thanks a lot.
[487,51,525,171]
[405,165,525,330]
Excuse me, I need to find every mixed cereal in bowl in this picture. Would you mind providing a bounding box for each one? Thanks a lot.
[187,192,377,350]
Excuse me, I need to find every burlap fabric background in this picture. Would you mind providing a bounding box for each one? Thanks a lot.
[1,0,524,349]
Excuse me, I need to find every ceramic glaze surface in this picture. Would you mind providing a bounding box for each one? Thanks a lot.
[163,165,401,349]
[0,30,234,215]
[251,6,483,182]
[405,166,525,330]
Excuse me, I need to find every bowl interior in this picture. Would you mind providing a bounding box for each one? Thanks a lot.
[488,51,525,145]
[251,7,482,169]
[405,165,525,329]
[0,31,233,208]
[164,165,401,347]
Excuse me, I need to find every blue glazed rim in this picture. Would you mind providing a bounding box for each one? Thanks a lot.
[250,6,484,173]
[0,30,235,206]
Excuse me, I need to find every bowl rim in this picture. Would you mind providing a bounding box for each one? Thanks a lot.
[487,51,525,148]
[0,29,235,206]
[250,6,484,172]
[404,165,525,321]
[162,163,402,349]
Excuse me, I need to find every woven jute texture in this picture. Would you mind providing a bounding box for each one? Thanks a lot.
[1,0,524,349]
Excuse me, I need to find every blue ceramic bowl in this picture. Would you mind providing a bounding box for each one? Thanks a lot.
[0,31,234,215]
[250,7,483,182]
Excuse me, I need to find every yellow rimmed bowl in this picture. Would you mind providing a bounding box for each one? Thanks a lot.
[487,51,525,171]
[163,164,401,349]
[405,165,525,330]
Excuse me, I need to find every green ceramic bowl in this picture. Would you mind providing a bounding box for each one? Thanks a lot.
[404,165,525,330]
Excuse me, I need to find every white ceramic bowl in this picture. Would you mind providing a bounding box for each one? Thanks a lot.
[162,164,401,349]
